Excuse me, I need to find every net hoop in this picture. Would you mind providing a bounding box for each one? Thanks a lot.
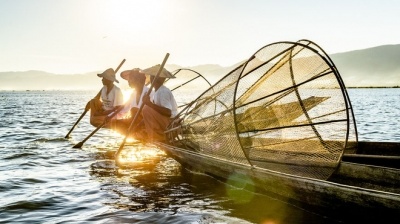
[167,40,358,180]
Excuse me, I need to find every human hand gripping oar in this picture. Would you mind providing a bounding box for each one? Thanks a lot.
[114,53,170,163]
[64,59,126,138]
[72,105,125,148]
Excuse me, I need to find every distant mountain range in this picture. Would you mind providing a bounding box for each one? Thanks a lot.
[1,44,399,90]
[330,44,400,87]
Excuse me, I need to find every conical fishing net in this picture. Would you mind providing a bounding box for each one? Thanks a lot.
[166,40,357,180]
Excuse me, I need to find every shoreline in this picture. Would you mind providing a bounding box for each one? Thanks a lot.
[1,86,400,92]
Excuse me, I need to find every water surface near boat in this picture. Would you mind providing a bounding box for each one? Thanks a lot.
[0,89,398,223]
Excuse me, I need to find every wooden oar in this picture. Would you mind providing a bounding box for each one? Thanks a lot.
[115,53,170,162]
[64,59,126,139]
[72,106,124,148]
[64,105,88,138]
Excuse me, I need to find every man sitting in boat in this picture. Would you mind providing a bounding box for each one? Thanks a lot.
[86,68,124,127]
[111,68,151,134]
[140,65,178,142]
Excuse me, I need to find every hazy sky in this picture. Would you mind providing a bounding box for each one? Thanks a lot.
[1,0,399,74]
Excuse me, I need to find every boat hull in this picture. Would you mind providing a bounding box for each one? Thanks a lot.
[156,142,400,221]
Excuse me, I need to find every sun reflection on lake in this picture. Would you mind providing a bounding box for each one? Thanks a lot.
[116,144,165,166]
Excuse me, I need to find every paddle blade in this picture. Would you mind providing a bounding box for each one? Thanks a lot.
[73,142,83,148]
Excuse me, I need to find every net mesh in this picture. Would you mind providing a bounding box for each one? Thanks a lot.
[165,69,212,111]
[297,40,358,151]
[166,41,356,180]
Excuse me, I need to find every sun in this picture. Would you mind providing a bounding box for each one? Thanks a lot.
[90,0,164,32]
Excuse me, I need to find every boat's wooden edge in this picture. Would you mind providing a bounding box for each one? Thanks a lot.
[331,161,400,194]
[343,141,400,168]
[341,154,400,169]
[155,142,400,206]
[345,141,400,156]
[150,139,400,221]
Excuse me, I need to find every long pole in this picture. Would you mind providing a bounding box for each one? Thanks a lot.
[65,59,126,138]
[72,106,124,148]
[114,53,170,162]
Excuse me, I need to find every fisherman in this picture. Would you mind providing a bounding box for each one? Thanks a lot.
[86,68,124,127]
[111,68,151,133]
[140,65,178,142]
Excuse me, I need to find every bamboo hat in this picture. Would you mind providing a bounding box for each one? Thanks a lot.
[97,68,119,83]
[141,64,175,78]
[120,68,145,81]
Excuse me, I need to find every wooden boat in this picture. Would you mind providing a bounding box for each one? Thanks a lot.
[155,140,400,222]
[149,40,400,222]
[156,142,400,223]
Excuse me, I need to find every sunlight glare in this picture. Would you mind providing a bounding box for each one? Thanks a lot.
[116,145,165,165]
[92,0,164,33]
[122,89,133,103]
[225,173,255,204]
[126,137,136,143]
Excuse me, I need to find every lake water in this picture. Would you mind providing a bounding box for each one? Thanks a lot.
[0,88,399,224]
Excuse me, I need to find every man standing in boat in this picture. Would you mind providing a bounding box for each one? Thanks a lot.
[86,68,124,127]
[140,65,178,142]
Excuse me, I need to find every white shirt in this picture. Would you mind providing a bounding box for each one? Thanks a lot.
[100,85,124,111]
[152,85,178,118]
[117,86,152,119]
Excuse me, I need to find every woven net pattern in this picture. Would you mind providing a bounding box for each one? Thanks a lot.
[167,41,355,180]
[166,69,212,112]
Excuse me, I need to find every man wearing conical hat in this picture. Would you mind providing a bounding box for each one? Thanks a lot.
[111,68,153,134]
[140,65,178,142]
[86,68,124,127]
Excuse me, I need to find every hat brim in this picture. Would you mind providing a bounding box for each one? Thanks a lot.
[98,74,119,83]
[120,69,146,81]
[120,70,131,80]
[141,65,175,78]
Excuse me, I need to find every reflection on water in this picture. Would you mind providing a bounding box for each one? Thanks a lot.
[116,143,166,166]
[89,145,325,224]
[0,89,399,223]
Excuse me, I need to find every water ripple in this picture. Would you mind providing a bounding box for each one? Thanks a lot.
[2,152,37,160]
[0,89,398,224]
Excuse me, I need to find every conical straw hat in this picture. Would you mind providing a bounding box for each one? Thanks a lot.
[141,64,175,78]
[97,68,119,83]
